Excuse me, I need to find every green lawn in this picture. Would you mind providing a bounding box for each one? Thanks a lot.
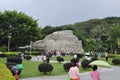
[0,55,116,78]
[20,61,68,78]
[20,60,92,78]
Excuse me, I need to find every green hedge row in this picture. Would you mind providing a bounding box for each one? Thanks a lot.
[0,63,15,80]
[3,52,20,57]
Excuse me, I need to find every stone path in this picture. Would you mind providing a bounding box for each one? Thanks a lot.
[31,56,69,63]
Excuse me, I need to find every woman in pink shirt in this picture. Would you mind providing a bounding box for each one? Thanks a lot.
[90,65,100,80]
[68,63,80,80]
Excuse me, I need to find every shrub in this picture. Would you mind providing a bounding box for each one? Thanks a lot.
[38,63,53,74]
[0,63,16,80]
[112,59,120,65]
[81,60,92,69]
[76,53,83,59]
[56,56,64,63]
[0,54,6,58]
[61,53,65,56]
[91,57,98,61]
[24,55,32,60]
[6,56,23,75]
[71,58,79,64]
[112,56,120,65]
[3,52,19,57]
[5,62,17,69]
[7,56,22,64]
[48,53,52,57]
[63,63,74,71]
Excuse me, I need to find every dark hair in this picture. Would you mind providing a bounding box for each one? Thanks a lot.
[92,65,98,71]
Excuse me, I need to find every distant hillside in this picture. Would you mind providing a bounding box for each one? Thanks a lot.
[42,17,120,53]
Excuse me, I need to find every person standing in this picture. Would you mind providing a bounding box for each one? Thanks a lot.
[42,55,47,63]
[46,54,50,63]
[97,50,101,59]
[37,55,40,60]
[90,65,100,80]
[68,63,80,80]
[105,51,108,61]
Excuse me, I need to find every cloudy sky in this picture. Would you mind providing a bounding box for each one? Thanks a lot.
[0,0,120,28]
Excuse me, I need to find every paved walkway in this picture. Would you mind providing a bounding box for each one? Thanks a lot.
[31,56,71,63]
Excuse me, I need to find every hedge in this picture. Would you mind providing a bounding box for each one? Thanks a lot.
[38,63,53,74]
[0,63,15,80]
[63,63,74,71]
[112,56,120,65]
[3,52,20,57]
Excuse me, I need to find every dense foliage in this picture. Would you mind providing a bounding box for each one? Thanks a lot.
[42,17,120,54]
[7,56,22,64]
[0,10,42,51]
[63,62,74,71]
[0,63,16,80]
[56,56,64,63]
[81,60,92,69]
[38,63,53,74]
[112,56,120,65]
[24,55,32,60]
[0,10,120,54]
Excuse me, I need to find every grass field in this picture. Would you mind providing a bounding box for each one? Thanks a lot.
[0,55,115,78]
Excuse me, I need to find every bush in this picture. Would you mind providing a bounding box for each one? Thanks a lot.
[61,53,65,56]
[76,53,83,59]
[91,57,98,61]
[3,52,20,57]
[38,63,53,74]
[81,60,92,69]
[5,62,17,69]
[0,54,6,58]
[0,63,16,80]
[112,56,120,65]
[112,59,120,65]
[71,58,79,64]
[24,55,32,60]
[56,56,64,63]
[63,63,74,71]
[7,56,22,64]
[6,56,23,75]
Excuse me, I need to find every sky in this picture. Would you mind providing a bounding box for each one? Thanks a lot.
[0,0,120,28]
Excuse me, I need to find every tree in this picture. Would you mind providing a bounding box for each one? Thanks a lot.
[110,25,120,54]
[35,16,120,54]
[42,25,62,38]
[0,10,43,51]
